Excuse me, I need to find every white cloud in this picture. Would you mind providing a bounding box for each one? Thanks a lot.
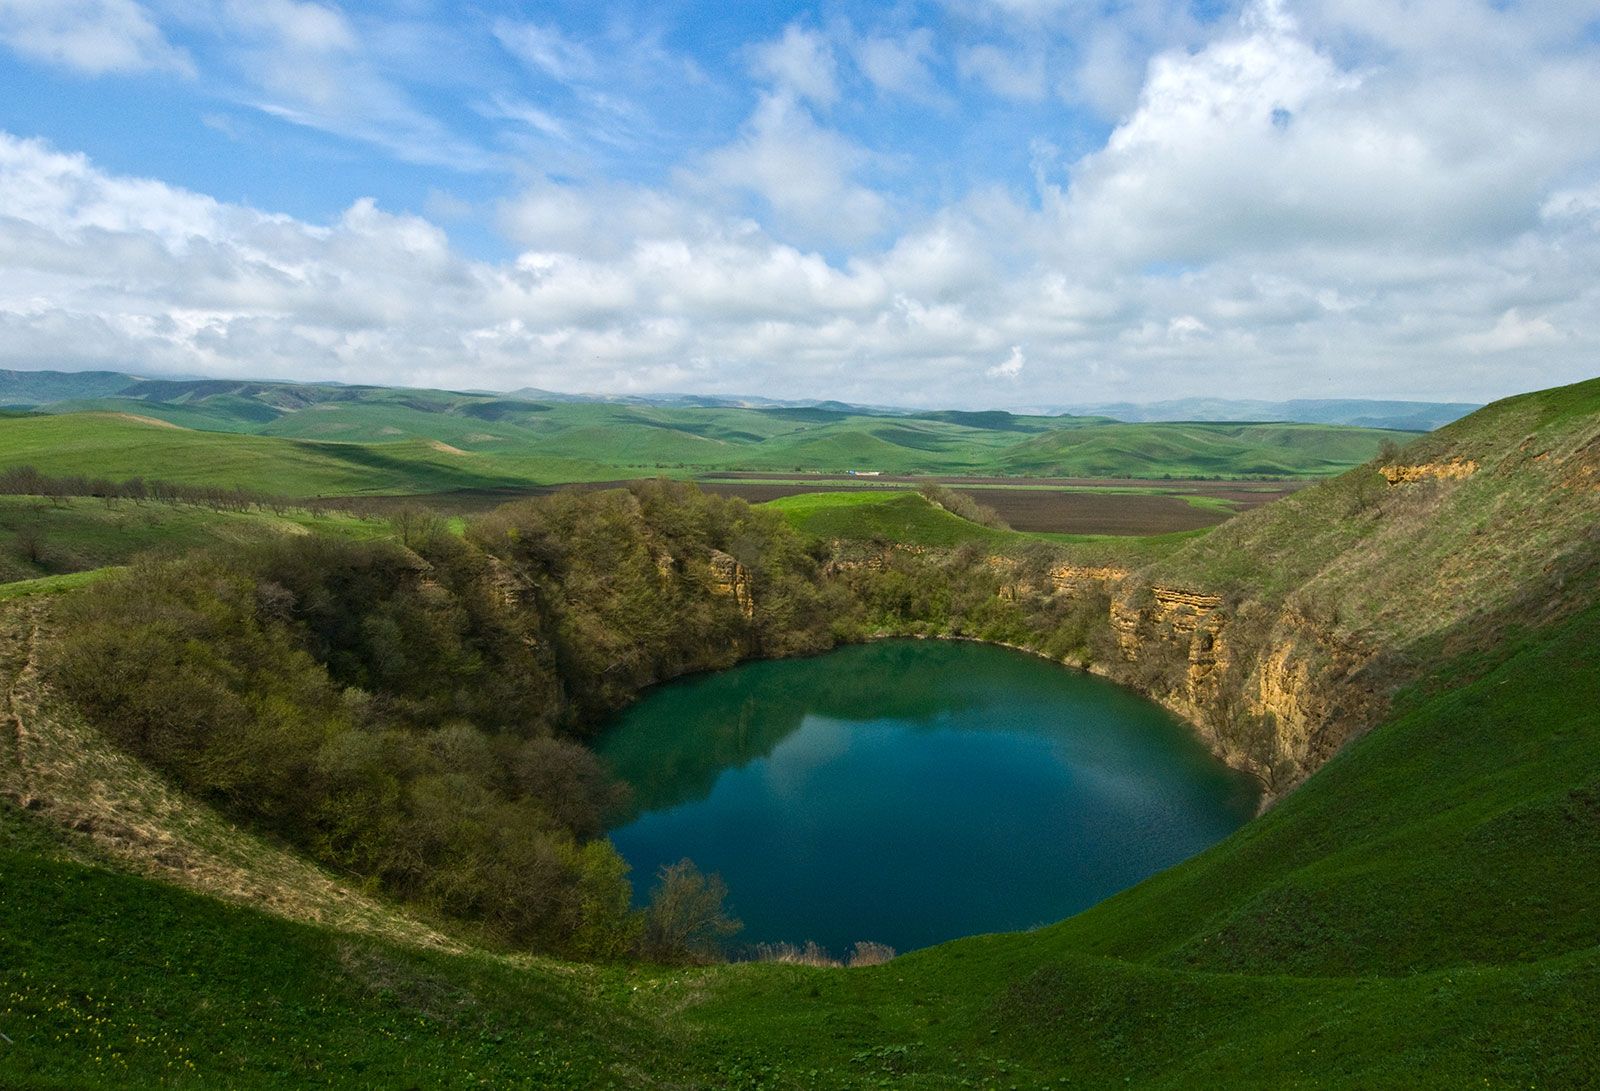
[986,344,1025,379]
[492,18,595,83]
[751,24,839,107]
[1456,309,1562,354]
[852,28,939,99]
[700,93,888,246]
[481,94,571,141]
[1053,0,1600,270]
[212,1,493,170]
[957,43,1046,100]
[222,0,352,52]
[0,0,192,75]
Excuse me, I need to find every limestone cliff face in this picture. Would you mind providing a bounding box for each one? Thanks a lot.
[1380,458,1478,484]
[1095,581,1382,798]
[708,549,755,619]
[1048,564,1129,596]
[818,539,1401,800]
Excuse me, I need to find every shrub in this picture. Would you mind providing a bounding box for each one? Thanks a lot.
[642,859,742,964]
[847,941,897,967]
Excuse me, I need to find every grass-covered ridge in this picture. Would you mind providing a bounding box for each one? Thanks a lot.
[763,490,1013,547]
[0,370,1411,488]
[0,495,389,584]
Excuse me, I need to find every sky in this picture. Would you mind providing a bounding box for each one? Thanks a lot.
[0,0,1598,409]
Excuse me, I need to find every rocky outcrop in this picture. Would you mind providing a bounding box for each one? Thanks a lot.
[708,549,755,619]
[1048,564,1129,596]
[1098,582,1382,799]
[1380,458,1477,485]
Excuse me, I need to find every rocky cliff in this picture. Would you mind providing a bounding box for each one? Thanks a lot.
[1080,379,1600,800]
[708,549,755,619]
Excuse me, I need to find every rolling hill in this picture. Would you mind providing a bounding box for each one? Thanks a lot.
[0,370,1413,488]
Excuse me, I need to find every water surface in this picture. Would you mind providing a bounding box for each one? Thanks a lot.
[600,640,1258,953]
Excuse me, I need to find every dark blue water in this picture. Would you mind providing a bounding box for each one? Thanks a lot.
[598,640,1258,954]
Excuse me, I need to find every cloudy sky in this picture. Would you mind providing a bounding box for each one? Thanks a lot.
[1,0,1597,408]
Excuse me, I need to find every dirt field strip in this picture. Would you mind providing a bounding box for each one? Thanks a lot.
[322,476,1307,536]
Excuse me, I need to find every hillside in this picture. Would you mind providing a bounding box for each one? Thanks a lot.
[0,413,611,495]
[1093,375,1600,792]
[1,378,1597,1086]
[763,490,1014,548]
[0,371,1409,485]
[0,497,390,584]
[9,593,1595,1089]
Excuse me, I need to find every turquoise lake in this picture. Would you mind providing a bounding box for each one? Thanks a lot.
[598,640,1260,955]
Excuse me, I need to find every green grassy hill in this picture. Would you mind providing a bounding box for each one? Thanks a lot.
[0,496,390,584]
[0,371,1408,486]
[999,420,1398,477]
[764,490,1013,547]
[1,377,1596,1087]
[0,413,612,495]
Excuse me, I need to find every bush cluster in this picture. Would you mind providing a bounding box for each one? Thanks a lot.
[916,483,1011,530]
[0,464,300,513]
[45,483,813,955]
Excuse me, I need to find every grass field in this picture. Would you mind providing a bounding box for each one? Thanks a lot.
[0,496,391,584]
[0,371,1411,489]
[762,491,1014,548]
[0,413,620,496]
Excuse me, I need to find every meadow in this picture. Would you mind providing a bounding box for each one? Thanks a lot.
[1,371,1409,491]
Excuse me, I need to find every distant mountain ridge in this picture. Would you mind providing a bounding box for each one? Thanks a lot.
[1054,397,1480,432]
[0,369,1474,431]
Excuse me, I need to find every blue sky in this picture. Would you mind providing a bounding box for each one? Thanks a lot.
[1,0,1598,407]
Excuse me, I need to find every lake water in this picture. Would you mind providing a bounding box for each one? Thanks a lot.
[598,640,1259,955]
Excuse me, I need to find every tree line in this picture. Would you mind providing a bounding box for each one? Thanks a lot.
[0,464,305,514]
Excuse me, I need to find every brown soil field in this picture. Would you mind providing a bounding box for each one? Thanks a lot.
[324,475,1304,536]
[960,489,1221,535]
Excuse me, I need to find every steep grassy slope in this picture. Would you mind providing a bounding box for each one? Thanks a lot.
[0,600,458,952]
[1077,376,1600,792]
[2,594,1596,1088]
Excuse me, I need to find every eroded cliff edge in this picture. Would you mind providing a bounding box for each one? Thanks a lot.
[835,380,1600,804]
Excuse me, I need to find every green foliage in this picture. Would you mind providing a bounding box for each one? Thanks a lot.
[915,482,1010,529]
[44,534,613,953]
[569,841,644,963]
[469,480,846,721]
